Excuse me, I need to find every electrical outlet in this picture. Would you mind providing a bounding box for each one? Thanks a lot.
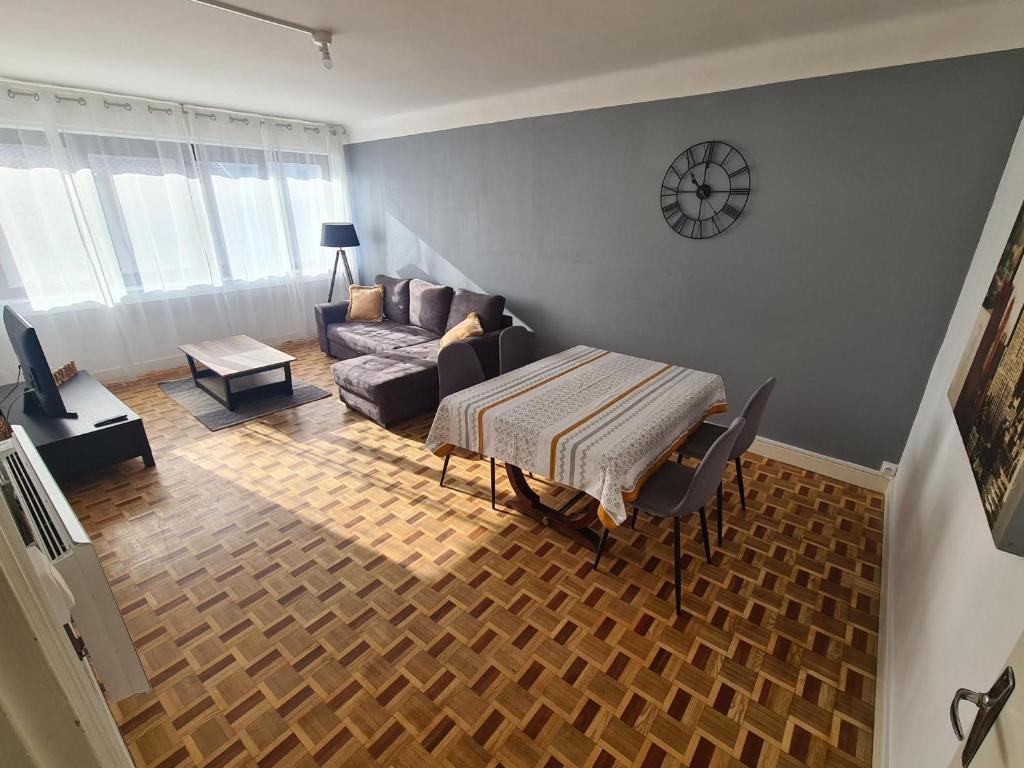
[880,461,898,478]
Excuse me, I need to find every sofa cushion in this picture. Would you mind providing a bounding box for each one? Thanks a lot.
[446,288,506,333]
[346,284,384,322]
[337,384,437,427]
[409,279,454,336]
[440,311,483,349]
[332,340,441,405]
[327,319,438,356]
[375,274,411,324]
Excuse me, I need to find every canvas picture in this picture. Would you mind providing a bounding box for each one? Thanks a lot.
[949,199,1024,531]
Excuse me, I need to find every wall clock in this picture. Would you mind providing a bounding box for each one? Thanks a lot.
[660,140,750,239]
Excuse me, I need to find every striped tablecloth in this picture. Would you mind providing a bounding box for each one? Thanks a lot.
[425,345,727,527]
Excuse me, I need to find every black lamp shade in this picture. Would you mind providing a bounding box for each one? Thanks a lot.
[321,222,360,248]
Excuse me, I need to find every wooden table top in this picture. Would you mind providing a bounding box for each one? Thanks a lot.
[179,335,295,377]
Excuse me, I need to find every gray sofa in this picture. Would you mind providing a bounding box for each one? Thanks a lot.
[314,275,511,425]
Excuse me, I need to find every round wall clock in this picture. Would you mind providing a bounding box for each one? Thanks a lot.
[660,140,750,239]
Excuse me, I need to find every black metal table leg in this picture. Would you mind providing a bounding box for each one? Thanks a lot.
[716,482,723,546]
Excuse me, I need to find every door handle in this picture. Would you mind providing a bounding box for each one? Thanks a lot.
[950,667,1015,767]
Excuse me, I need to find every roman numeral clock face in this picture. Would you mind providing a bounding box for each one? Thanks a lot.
[661,141,749,239]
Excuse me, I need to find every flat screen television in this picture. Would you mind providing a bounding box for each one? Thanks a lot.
[3,306,76,419]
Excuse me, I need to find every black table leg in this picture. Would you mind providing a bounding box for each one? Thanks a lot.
[224,377,235,411]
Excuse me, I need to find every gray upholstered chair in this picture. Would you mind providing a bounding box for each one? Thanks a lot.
[437,341,496,508]
[679,377,776,513]
[594,417,745,615]
[499,326,534,375]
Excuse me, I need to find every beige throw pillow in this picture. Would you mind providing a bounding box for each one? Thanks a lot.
[439,312,483,349]
[347,284,384,322]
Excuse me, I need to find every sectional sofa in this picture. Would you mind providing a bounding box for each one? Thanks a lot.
[314,275,511,425]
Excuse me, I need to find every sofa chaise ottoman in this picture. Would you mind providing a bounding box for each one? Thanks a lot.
[314,275,511,425]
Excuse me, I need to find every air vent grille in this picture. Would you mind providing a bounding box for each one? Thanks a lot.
[4,452,65,560]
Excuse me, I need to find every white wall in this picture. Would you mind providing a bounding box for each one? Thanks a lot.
[0,277,328,385]
[883,116,1024,767]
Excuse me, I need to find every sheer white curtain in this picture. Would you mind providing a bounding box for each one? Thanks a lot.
[0,82,349,381]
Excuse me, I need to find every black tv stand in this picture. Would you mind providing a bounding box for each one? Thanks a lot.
[5,371,153,477]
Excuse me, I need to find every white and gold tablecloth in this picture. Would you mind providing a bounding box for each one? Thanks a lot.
[425,345,727,527]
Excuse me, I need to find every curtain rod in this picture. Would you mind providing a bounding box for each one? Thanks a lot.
[188,0,318,36]
[0,75,346,135]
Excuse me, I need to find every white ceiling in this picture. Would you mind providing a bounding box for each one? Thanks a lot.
[1,0,1020,140]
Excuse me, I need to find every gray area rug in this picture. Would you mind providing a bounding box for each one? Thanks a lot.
[159,377,330,431]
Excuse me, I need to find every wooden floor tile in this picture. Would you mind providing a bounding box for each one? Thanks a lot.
[61,340,882,768]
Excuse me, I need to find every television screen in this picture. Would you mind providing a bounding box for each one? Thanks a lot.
[3,306,76,419]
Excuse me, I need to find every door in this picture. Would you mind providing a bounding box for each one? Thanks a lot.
[948,629,1024,767]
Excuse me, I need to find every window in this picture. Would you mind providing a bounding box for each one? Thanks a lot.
[66,133,217,297]
[0,128,107,309]
[279,151,333,276]
[196,143,289,283]
[0,126,340,311]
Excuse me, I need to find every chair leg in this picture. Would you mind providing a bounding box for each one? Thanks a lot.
[735,456,746,511]
[439,453,451,487]
[716,482,724,546]
[698,506,712,564]
[490,458,496,509]
[593,528,610,570]
[630,508,639,529]
[673,517,682,616]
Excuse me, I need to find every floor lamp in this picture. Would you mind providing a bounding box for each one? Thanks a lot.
[321,222,360,302]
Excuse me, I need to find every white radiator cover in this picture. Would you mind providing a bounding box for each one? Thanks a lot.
[0,425,148,702]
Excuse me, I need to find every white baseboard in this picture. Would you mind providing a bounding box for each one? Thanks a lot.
[750,435,891,493]
[872,488,894,768]
[90,333,316,385]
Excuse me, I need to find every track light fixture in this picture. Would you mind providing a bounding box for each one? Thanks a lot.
[188,0,334,72]
[312,30,333,71]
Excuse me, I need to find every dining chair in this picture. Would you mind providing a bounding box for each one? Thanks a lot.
[679,377,776,512]
[499,326,534,375]
[593,417,745,616]
[437,341,496,508]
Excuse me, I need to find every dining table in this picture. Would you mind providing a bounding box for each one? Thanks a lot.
[425,345,727,550]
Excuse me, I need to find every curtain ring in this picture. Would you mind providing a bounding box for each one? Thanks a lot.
[7,88,40,101]
[103,100,133,111]
[229,116,250,126]
[55,94,87,106]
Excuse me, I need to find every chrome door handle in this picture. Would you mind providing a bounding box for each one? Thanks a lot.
[950,667,1015,767]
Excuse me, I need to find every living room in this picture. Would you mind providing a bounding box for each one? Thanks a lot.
[2,2,1024,768]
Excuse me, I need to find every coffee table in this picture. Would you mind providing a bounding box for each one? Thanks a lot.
[179,335,295,411]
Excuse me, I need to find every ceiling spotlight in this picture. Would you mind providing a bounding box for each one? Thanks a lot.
[313,30,333,71]
[189,0,336,72]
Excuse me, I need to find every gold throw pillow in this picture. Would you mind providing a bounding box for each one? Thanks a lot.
[439,312,483,349]
[347,284,384,322]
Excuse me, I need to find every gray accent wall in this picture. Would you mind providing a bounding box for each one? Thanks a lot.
[346,50,1024,468]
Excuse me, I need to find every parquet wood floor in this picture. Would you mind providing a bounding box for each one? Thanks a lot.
[61,340,883,768]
